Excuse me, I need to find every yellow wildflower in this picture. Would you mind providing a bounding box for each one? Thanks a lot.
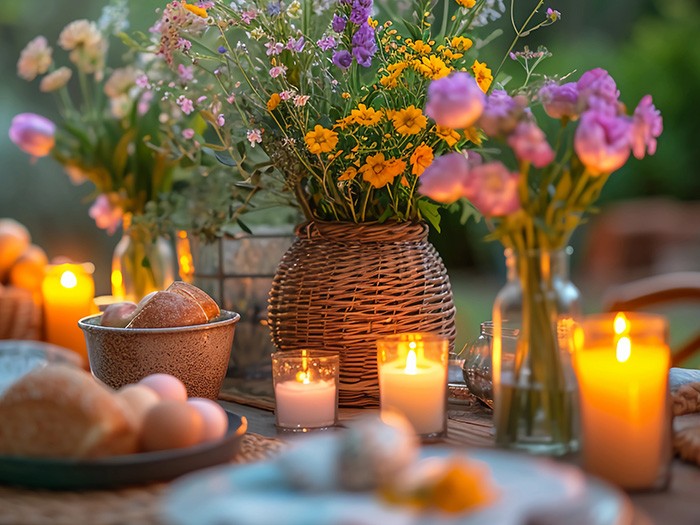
[183,2,208,18]
[267,93,281,111]
[392,106,427,135]
[349,104,383,126]
[414,55,451,80]
[411,40,432,54]
[342,92,351,99]
[304,125,339,155]
[471,60,493,93]
[441,49,463,61]
[451,36,473,52]
[436,125,462,147]
[339,166,358,181]
[464,126,484,146]
[410,144,434,176]
[360,153,406,189]
[368,18,379,28]
[455,0,476,7]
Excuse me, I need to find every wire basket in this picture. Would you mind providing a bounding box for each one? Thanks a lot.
[268,221,456,407]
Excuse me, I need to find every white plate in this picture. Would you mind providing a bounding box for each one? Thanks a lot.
[162,446,632,525]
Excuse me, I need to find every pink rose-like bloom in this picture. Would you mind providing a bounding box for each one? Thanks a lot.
[89,194,123,235]
[464,162,521,217]
[508,121,555,168]
[418,152,471,204]
[478,90,528,137]
[630,95,663,160]
[574,111,631,175]
[425,72,485,130]
[576,68,620,115]
[539,81,579,120]
[9,113,56,158]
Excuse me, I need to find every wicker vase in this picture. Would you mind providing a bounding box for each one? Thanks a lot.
[268,220,456,407]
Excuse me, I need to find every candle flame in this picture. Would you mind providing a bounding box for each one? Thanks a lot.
[60,270,78,289]
[616,336,631,363]
[296,370,311,384]
[613,313,628,335]
[405,349,417,375]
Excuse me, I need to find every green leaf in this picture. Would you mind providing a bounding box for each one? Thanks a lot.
[215,150,238,167]
[418,199,442,232]
[236,218,253,234]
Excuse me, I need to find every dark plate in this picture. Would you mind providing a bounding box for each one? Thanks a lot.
[0,411,247,490]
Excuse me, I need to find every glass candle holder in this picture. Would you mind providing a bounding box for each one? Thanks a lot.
[377,332,448,440]
[271,350,339,432]
[574,312,672,491]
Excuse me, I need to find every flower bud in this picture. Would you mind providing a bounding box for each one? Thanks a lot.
[9,113,56,158]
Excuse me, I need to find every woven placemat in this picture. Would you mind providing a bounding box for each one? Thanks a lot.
[0,433,285,525]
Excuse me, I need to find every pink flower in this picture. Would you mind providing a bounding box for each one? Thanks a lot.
[89,194,123,235]
[216,114,225,127]
[269,65,287,78]
[508,121,555,168]
[178,64,194,83]
[629,95,662,160]
[478,90,528,137]
[293,95,310,107]
[464,162,521,217]
[9,113,56,158]
[539,81,579,120]
[576,68,620,115]
[176,95,194,115]
[247,129,263,147]
[418,152,479,204]
[574,111,631,175]
[425,72,485,129]
[182,128,195,140]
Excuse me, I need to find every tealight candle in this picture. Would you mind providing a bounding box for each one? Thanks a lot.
[574,312,672,490]
[42,262,95,363]
[272,350,339,432]
[377,333,448,439]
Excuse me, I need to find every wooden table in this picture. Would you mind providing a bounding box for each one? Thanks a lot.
[219,398,700,525]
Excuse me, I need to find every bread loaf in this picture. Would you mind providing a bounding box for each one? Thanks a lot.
[0,365,138,458]
[167,281,220,321]
[126,290,208,328]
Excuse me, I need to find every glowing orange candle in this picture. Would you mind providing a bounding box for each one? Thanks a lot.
[42,263,95,363]
[574,313,672,490]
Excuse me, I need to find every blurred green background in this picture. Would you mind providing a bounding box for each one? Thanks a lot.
[2,0,699,357]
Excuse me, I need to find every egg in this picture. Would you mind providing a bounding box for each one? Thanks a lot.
[187,398,228,442]
[141,400,204,452]
[116,384,161,429]
[139,373,188,401]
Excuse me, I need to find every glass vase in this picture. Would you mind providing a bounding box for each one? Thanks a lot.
[111,214,176,302]
[492,247,581,456]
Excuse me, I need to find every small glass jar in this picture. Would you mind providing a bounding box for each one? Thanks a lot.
[460,321,519,409]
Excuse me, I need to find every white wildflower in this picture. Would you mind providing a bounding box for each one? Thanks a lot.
[17,36,53,81]
[104,66,138,98]
[58,20,102,51]
[39,67,72,92]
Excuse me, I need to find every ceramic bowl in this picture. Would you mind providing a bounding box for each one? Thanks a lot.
[78,310,240,400]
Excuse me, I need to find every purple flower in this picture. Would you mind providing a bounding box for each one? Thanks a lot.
[286,36,306,52]
[332,14,347,33]
[349,0,371,24]
[332,50,353,70]
[418,152,471,204]
[507,121,555,168]
[317,36,337,51]
[89,194,123,235]
[577,68,620,115]
[217,45,227,54]
[464,162,521,217]
[351,23,376,68]
[539,81,579,120]
[477,89,527,136]
[266,1,282,16]
[629,95,663,160]
[9,113,56,158]
[574,110,631,175]
[424,72,485,130]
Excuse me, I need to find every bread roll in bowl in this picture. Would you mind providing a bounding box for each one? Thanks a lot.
[0,365,138,458]
[127,290,208,329]
[167,281,220,321]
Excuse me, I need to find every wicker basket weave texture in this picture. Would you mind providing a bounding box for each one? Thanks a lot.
[268,221,456,407]
[0,286,41,340]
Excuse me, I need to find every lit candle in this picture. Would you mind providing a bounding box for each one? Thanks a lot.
[42,263,95,363]
[272,350,339,431]
[377,333,448,438]
[574,312,671,490]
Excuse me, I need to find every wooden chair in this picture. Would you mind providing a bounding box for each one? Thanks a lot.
[601,272,700,367]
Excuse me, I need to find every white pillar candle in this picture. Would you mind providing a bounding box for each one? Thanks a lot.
[377,334,448,437]
[274,378,337,429]
[574,313,671,490]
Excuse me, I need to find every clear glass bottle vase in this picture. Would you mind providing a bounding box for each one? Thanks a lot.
[111,214,176,302]
[492,247,582,456]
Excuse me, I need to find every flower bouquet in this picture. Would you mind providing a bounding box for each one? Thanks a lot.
[420,67,663,452]
[9,1,203,300]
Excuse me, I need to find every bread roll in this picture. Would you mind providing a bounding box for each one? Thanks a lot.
[126,290,208,328]
[0,365,138,458]
[167,281,220,321]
